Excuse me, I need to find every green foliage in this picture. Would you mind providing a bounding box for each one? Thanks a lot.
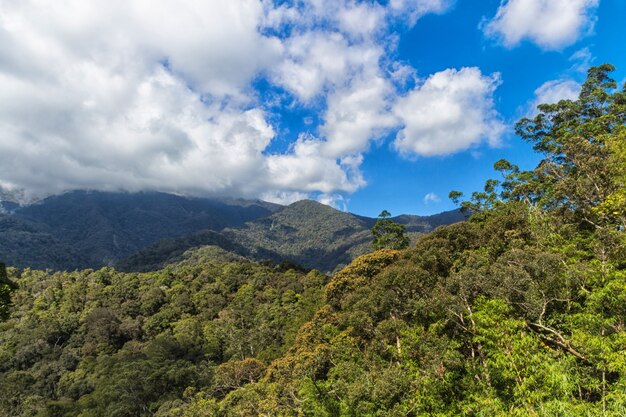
[454,64,626,228]
[0,191,280,270]
[371,210,410,250]
[0,262,16,321]
[194,65,625,415]
[122,201,460,275]
[0,256,327,416]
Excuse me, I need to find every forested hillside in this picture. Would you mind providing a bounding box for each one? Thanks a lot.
[0,192,281,270]
[0,191,462,273]
[0,65,625,416]
[0,250,327,416]
[216,64,625,416]
[120,201,463,274]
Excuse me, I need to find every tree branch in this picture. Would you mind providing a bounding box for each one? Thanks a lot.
[528,322,589,363]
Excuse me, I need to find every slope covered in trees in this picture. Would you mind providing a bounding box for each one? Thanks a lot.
[0,65,625,416]
[0,191,463,273]
[118,201,463,274]
[174,64,626,416]
[0,191,281,270]
[0,251,327,416]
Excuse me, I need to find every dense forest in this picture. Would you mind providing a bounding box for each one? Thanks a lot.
[1,64,625,416]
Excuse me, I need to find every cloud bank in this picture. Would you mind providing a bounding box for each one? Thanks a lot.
[0,0,506,205]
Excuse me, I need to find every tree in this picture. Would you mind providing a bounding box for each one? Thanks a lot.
[450,64,626,227]
[371,210,409,250]
[512,64,625,219]
[0,262,16,321]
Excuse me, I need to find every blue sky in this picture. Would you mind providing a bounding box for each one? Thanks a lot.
[0,0,624,217]
[349,0,626,216]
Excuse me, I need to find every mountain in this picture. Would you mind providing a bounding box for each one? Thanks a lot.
[115,230,251,272]
[119,200,465,273]
[0,214,91,270]
[0,201,19,214]
[223,200,377,272]
[0,190,463,272]
[388,210,469,231]
[0,191,280,270]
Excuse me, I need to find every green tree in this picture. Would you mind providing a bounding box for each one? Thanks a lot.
[512,64,625,217]
[371,210,409,250]
[0,262,16,321]
[451,64,626,231]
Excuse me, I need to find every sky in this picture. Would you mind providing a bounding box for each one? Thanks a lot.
[0,0,624,217]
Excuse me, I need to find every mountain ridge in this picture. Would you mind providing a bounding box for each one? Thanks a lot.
[119,198,464,273]
[1,191,281,270]
[0,191,464,272]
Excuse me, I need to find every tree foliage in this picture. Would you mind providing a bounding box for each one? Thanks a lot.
[371,210,410,250]
[0,262,16,321]
[0,251,326,416]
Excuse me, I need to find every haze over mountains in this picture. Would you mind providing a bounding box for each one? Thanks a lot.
[0,190,463,273]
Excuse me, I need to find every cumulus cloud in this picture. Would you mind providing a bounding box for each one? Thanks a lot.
[0,66,277,198]
[393,67,504,157]
[531,79,581,111]
[320,72,397,158]
[270,31,381,103]
[336,2,387,39]
[0,0,502,204]
[483,0,599,50]
[524,47,590,117]
[522,78,581,118]
[265,136,363,194]
[260,190,310,206]
[317,193,348,211]
[0,0,285,199]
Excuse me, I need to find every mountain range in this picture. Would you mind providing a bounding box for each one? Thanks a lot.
[0,190,464,273]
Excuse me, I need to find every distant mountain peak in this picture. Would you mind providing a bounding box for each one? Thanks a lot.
[287,199,327,208]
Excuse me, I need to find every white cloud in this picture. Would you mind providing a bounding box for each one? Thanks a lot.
[0,0,288,201]
[317,193,348,211]
[0,65,277,198]
[270,31,381,102]
[526,79,580,116]
[336,2,386,39]
[265,136,364,194]
[424,193,441,204]
[389,62,417,87]
[260,190,309,206]
[0,0,282,98]
[390,0,455,26]
[393,67,504,157]
[569,47,595,73]
[423,192,441,204]
[0,0,488,205]
[483,0,599,50]
[534,79,581,105]
[321,72,397,158]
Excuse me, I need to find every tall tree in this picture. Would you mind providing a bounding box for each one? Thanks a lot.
[0,262,16,321]
[371,210,409,250]
[451,64,626,229]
